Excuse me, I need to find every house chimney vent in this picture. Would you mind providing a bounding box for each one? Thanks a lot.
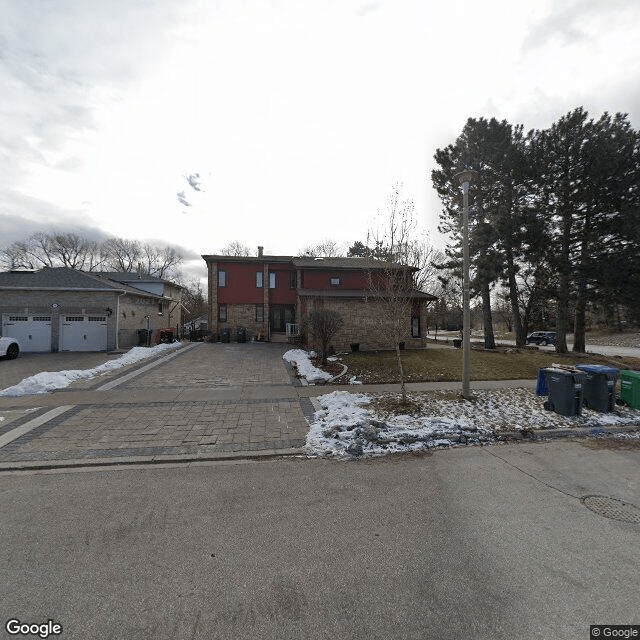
[258,246,263,258]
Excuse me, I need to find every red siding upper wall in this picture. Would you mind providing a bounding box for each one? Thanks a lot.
[303,269,369,290]
[212,258,394,303]
[216,262,297,304]
[268,264,297,304]
[217,263,263,304]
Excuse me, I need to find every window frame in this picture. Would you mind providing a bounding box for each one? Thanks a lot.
[290,271,297,289]
[269,272,277,289]
[256,271,263,288]
[411,316,421,338]
[218,270,227,288]
[256,304,264,322]
[218,304,227,322]
[329,276,341,287]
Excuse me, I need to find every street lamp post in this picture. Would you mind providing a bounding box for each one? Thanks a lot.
[453,169,478,400]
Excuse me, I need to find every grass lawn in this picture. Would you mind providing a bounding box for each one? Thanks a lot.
[338,346,640,384]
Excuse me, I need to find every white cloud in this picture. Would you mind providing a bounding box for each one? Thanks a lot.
[1,0,639,259]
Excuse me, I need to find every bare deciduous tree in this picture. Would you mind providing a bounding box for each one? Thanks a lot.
[299,239,343,257]
[0,232,105,271]
[365,184,426,402]
[219,241,252,256]
[1,232,183,281]
[306,307,344,366]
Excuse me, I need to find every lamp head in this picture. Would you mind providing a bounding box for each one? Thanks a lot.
[453,169,478,186]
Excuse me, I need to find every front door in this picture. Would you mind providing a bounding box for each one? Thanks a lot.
[270,307,283,332]
[269,306,294,332]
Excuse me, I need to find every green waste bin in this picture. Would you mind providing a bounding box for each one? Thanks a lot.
[620,370,640,409]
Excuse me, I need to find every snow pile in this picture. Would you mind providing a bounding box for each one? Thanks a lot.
[0,342,183,397]
[282,349,332,383]
[306,388,640,457]
[306,390,492,457]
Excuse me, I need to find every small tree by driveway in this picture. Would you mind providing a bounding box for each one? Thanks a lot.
[307,308,344,366]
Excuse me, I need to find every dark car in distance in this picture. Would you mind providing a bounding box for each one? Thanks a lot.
[526,331,557,346]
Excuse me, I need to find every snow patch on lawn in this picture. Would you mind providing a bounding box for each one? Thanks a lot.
[282,349,332,383]
[0,342,183,397]
[306,388,640,457]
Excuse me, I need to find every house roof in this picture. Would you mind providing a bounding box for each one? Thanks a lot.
[0,267,165,299]
[202,254,294,264]
[292,256,416,270]
[297,288,437,301]
[0,267,119,290]
[202,254,417,271]
[94,271,181,287]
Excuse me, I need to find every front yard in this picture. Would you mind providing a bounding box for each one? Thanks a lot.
[336,347,640,384]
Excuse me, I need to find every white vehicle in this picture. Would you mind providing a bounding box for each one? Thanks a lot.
[0,337,20,359]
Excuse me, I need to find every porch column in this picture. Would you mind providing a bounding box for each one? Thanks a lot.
[209,261,218,336]
[263,263,269,340]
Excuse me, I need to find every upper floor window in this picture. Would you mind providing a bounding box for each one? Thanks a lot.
[256,271,263,288]
[269,272,276,289]
[218,270,227,287]
[290,272,297,289]
[330,276,341,287]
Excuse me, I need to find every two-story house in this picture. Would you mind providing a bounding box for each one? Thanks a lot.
[203,247,436,351]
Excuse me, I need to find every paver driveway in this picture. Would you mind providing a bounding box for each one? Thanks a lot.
[0,342,315,468]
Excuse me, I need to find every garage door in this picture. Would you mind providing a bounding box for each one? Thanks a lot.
[2,315,52,352]
[60,315,108,351]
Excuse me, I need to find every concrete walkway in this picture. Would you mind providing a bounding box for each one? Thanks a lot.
[0,342,540,471]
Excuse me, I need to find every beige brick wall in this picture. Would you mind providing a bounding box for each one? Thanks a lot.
[300,296,427,352]
[218,303,266,340]
[118,295,173,349]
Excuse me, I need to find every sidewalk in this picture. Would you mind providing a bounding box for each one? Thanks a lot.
[0,341,636,472]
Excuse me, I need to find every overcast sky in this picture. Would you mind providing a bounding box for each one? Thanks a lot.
[2,0,640,280]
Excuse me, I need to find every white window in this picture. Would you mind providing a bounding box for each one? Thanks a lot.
[330,276,341,287]
[256,271,263,288]
[269,272,276,289]
[218,270,227,287]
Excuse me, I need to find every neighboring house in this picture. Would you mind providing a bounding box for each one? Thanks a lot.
[0,267,182,352]
[203,247,437,351]
[94,271,183,345]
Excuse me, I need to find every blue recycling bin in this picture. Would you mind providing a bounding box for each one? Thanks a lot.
[575,364,619,412]
[536,368,549,396]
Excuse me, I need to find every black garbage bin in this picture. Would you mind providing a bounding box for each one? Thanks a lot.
[543,367,585,417]
[220,328,230,343]
[575,364,618,412]
[237,327,247,343]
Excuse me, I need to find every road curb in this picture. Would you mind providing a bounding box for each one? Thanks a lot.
[0,447,307,472]
[497,422,640,441]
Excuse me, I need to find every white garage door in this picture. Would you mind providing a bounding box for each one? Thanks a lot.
[2,315,52,352]
[60,315,108,351]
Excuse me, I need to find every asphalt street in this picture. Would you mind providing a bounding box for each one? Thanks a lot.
[1,439,638,640]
